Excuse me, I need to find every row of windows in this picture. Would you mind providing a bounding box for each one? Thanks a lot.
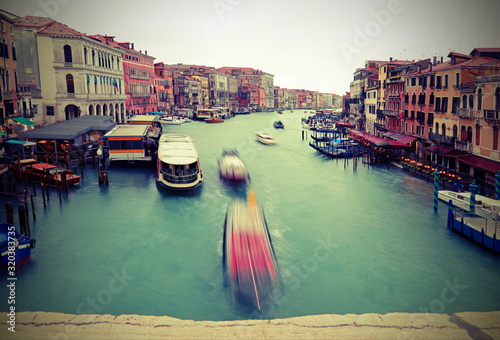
[64,73,124,95]
[63,44,121,71]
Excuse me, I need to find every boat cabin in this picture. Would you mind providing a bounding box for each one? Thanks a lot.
[195,107,229,120]
[103,124,157,163]
[127,115,162,140]
[156,133,203,190]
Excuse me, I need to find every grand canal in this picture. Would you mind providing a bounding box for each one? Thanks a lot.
[1,110,500,321]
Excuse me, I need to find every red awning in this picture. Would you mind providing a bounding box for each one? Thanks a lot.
[425,145,454,154]
[348,130,411,149]
[336,121,355,128]
[458,155,500,174]
[391,133,417,145]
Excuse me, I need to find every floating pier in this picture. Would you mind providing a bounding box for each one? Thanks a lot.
[448,213,499,252]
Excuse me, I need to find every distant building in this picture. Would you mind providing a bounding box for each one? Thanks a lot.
[0,10,19,125]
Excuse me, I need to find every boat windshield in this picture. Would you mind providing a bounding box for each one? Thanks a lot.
[160,161,199,184]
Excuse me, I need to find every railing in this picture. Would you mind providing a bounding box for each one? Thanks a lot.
[161,171,199,184]
[429,132,456,145]
[130,92,153,98]
[484,110,500,121]
[129,73,150,80]
[383,110,399,117]
[455,140,473,152]
[456,108,476,118]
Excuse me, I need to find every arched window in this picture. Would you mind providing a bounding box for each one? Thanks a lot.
[460,126,467,142]
[429,92,435,106]
[468,95,474,109]
[411,93,416,105]
[467,126,473,143]
[477,88,483,110]
[441,123,446,135]
[453,125,458,139]
[84,47,88,64]
[63,45,72,63]
[66,74,75,93]
[462,95,467,108]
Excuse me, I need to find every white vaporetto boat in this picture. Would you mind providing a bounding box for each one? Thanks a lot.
[255,132,278,145]
[156,133,203,190]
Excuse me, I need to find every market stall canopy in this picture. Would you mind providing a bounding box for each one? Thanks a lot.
[12,117,37,127]
[17,115,116,140]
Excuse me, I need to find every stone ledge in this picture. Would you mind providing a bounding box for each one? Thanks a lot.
[0,311,498,339]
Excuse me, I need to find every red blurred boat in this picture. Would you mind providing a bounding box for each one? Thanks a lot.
[222,189,279,310]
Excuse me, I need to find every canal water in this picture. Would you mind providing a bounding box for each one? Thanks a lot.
[1,110,500,321]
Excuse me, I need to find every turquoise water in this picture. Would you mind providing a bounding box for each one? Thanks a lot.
[1,110,500,321]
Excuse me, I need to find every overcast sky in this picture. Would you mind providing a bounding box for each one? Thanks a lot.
[2,0,499,95]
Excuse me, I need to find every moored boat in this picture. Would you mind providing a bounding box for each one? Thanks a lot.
[13,162,80,186]
[161,116,184,125]
[217,149,250,183]
[156,133,203,190]
[1,222,35,268]
[255,132,278,145]
[205,117,224,123]
[222,189,279,310]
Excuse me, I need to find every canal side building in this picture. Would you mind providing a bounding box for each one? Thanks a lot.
[0,10,19,126]
[88,35,156,117]
[13,16,127,125]
[344,49,500,192]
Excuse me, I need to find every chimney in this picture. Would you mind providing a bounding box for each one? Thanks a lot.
[131,43,135,50]
[145,50,147,55]
[440,56,443,63]
[390,56,393,62]
[433,56,437,64]
[429,62,433,71]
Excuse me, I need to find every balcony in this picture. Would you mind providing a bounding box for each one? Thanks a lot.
[130,93,152,98]
[429,132,456,145]
[456,108,476,118]
[129,73,150,80]
[383,109,399,117]
[484,110,500,121]
[455,140,473,152]
[453,84,475,93]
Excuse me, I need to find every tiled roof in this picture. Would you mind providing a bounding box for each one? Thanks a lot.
[37,21,84,36]
[14,15,54,28]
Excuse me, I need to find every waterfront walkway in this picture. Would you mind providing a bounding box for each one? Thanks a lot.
[1,311,499,339]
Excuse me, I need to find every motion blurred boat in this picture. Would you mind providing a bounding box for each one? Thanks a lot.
[255,132,278,145]
[222,189,279,310]
[217,149,250,183]
[0,222,35,268]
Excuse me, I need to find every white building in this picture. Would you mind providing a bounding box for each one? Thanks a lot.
[14,16,127,125]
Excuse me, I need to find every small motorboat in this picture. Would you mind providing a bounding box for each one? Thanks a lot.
[255,132,278,145]
[205,117,224,123]
[161,116,184,125]
[218,149,250,183]
[0,222,35,268]
[222,189,279,310]
[273,121,284,129]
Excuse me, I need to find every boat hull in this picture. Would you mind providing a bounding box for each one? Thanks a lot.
[223,191,279,311]
[0,222,35,268]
